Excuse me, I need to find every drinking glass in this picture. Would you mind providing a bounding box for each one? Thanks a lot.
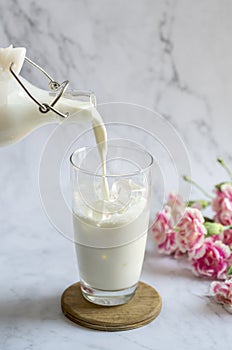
[70,141,153,306]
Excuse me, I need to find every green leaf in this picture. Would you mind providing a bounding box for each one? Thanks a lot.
[227,265,232,276]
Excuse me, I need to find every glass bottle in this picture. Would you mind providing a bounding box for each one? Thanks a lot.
[0,54,95,147]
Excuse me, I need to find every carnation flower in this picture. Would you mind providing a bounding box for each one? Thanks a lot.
[212,183,232,226]
[221,229,232,247]
[157,231,178,255]
[210,278,232,313]
[152,194,186,255]
[189,238,232,280]
[176,208,207,253]
[212,183,232,249]
[166,192,185,224]
[151,205,173,245]
[152,159,232,311]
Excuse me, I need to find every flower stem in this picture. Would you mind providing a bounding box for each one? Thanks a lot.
[183,175,213,199]
[217,158,232,180]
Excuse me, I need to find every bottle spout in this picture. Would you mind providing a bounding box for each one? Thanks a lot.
[0,45,26,76]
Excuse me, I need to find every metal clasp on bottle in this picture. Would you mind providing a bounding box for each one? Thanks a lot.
[9,57,95,118]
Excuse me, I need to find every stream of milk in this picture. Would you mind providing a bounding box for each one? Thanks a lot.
[91,107,110,200]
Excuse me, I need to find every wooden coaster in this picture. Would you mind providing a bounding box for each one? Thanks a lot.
[61,281,162,331]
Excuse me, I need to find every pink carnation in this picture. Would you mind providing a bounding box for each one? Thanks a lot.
[210,278,232,313]
[166,193,185,224]
[152,204,179,255]
[157,231,178,255]
[176,208,206,253]
[212,184,232,226]
[190,238,232,280]
[221,229,232,247]
[152,205,172,245]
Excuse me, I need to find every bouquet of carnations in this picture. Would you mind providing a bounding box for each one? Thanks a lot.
[152,158,232,313]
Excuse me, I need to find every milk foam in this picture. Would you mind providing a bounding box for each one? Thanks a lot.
[73,179,147,227]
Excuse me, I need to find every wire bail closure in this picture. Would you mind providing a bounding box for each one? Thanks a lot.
[9,57,95,118]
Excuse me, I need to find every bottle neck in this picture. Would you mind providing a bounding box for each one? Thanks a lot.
[0,74,95,147]
[3,75,95,123]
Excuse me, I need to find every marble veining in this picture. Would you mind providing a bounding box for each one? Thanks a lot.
[0,0,232,349]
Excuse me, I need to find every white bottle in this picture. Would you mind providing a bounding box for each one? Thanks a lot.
[0,45,95,147]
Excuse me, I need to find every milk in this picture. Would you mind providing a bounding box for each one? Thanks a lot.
[75,233,148,290]
[73,179,150,290]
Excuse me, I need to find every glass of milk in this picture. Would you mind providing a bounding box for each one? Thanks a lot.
[70,141,153,306]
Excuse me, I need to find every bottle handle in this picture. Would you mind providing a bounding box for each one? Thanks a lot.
[9,57,96,118]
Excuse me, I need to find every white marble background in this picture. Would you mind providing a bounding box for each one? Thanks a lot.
[0,1,232,349]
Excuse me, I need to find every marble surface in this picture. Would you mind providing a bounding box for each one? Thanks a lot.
[1,0,232,349]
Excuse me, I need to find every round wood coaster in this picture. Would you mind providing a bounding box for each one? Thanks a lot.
[61,281,162,331]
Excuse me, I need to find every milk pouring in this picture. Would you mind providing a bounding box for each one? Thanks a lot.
[0,45,153,306]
